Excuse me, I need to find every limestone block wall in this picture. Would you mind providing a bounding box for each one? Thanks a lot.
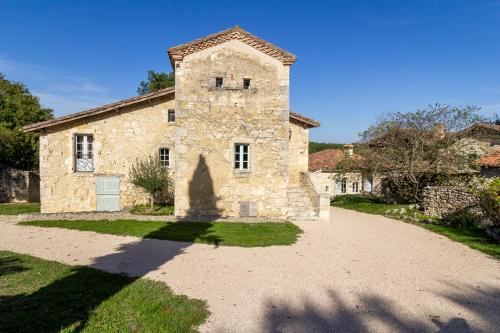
[422,186,481,218]
[174,40,290,217]
[0,166,40,203]
[309,171,365,196]
[39,96,176,213]
[288,120,309,185]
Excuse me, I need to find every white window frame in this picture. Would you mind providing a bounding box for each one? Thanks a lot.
[159,148,170,167]
[74,134,94,172]
[352,181,359,193]
[234,143,250,171]
[341,178,347,194]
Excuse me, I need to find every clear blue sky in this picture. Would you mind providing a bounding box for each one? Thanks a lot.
[1,0,499,142]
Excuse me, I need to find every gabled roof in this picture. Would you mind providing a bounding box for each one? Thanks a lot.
[309,148,360,172]
[168,26,297,68]
[23,87,175,133]
[475,150,500,167]
[23,87,319,133]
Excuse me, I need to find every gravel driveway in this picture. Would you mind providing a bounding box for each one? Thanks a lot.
[1,207,499,333]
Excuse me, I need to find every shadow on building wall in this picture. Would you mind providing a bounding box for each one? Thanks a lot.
[185,154,222,220]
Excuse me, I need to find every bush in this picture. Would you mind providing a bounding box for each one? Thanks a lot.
[129,155,172,210]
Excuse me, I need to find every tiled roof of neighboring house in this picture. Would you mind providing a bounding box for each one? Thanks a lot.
[475,150,500,167]
[23,87,319,132]
[168,26,297,68]
[309,148,359,172]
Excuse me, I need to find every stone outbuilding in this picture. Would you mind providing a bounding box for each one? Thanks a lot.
[24,26,327,221]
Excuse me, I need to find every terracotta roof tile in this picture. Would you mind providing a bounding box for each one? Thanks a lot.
[475,150,500,167]
[309,149,346,172]
[168,26,297,67]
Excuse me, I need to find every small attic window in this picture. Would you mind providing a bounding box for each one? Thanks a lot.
[215,77,223,88]
[243,78,251,89]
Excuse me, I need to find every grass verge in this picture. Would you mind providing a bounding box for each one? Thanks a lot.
[0,203,40,215]
[130,203,174,216]
[19,220,303,247]
[330,195,409,215]
[0,250,208,333]
[331,194,500,259]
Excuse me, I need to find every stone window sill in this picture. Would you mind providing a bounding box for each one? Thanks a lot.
[234,170,251,178]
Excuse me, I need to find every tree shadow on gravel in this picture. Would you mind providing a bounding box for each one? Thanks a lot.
[0,222,211,332]
[263,285,500,333]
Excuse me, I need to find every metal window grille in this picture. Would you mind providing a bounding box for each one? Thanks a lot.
[75,134,93,172]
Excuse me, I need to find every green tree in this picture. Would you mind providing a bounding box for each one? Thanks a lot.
[129,155,172,210]
[137,70,174,95]
[335,104,483,202]
[0,73,53,169]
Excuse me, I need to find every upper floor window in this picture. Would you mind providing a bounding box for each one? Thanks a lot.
[234,144,249,171]
[168,109,175,123]
[159,148,170,167]
[243,78,251,89]
[75,134,93,172]
[215,77,223,88]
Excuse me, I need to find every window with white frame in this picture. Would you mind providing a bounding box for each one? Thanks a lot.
[341,178,347,193]
[234,144,249,171]
[75,134,94,172]
[159,148,170,167]
[352,181,359,193]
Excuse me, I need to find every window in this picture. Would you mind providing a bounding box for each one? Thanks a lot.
[215,77,223,88]
[234,144,249,171]
[243,78,251,89]
[352,181,359,193]
[168,109,175,123]
[74,134,93,172]
[159,148,170,167]
[341,178,347,194]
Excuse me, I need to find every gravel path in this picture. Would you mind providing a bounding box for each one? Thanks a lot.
[1,208,499,333]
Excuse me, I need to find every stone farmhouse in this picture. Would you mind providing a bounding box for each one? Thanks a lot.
[24,26,330,221]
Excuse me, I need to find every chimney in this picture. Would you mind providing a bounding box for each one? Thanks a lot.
[433,123,445,139]
[344,144,354,157]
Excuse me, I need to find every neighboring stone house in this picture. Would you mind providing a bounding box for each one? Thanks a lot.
[307,145,377,197]
[23,26,326,220]
[475,150,500,178]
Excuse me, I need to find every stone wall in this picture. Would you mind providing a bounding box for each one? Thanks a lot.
[174,40,291,218]
[422,186,481,219]
[0,166,40,203]
[39,95,176,213]
[288,120,309,185]
[299,172,330,222]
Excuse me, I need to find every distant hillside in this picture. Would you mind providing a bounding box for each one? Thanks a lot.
[309,142,346,154]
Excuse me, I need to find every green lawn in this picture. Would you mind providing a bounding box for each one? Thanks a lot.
[130,203,174,216]
[0,250,208,333]
[20,220,303,247]
[331,195,409,215]
[423,224,500,259]
[331,194,500,259]
[0,203,40,215]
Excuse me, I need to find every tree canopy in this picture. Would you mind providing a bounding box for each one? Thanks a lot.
[137,70,175,95]
[0,73,53,169]
[334,104,484,202]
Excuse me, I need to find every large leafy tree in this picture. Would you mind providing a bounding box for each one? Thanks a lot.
[0,73,53,170]
[335,104,484,202]
[137,70,174,95]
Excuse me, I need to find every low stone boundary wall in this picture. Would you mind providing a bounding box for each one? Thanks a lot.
[0,166,40,203]
[422,186,481,219]
[300,172,330,222]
